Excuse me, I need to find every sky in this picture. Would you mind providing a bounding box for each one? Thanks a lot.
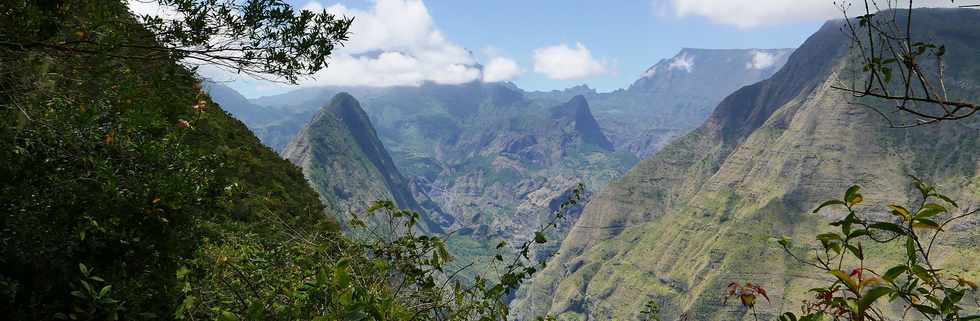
[146,0,963,98]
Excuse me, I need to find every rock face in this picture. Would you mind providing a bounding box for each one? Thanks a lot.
[512,9,980,321]
[529,48,793,159]
[282,93,445,231]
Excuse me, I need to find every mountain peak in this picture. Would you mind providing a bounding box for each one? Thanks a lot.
[550,96,614,151]
[283,93,444,232]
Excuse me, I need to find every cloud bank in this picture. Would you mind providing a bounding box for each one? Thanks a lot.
[746,50,777,70]
[533,42,608,80]
[301,0,485,86]
[483,57,522,82]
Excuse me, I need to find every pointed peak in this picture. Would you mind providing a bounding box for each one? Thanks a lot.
[329,92,359,106]
[568,94,588,106]
[323,92,366,117]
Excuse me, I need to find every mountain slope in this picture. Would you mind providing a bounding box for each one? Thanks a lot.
[282,93,446,231]
[512,9,980,321]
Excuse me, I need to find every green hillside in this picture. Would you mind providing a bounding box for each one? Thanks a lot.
[0,1,334,318]
[512,9,980,321]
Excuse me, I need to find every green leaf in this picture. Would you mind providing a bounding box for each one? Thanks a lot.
[888,204,911,221]
[813,200,845,213]
[933,194,959,208]
[816,233,841,241]
[98,285,112,298]
[844,185,862,204]
[219,311,237,321]
[882,265,908,282]
[857,287,893,311]
[913,304,940,315]
[915,203,946,219]
[848,229,870,239]
[869,222,904,234]
[912,218,941,230]
[911,264,934,284]
[845,298,860,314]
[175,295,196,319]
[779,312,798,321]
[534,231,547,244]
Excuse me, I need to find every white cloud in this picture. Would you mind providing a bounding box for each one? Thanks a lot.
[532,42,608,80]
[746,50,777,70]
[300,0,482,87]
[668,53,694,72]
[127,0,180,19]
[660,0,965,28]
[642,65,659,78]
[483,57,522,82]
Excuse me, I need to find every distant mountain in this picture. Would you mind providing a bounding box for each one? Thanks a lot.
[512,9,980,321]
[237,82,636,273]
[282,93,447,232]
[549,95,614,151]
[203,82,280,127]
[528,48,794,158]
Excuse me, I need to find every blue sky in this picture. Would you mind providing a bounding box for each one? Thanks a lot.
[203,0,855,97]
[420,0,823,92]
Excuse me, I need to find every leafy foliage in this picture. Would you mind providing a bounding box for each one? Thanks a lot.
[0,0,331,318]
[768,179,979,321]
[0,0,352,83]
[177,185,585,321]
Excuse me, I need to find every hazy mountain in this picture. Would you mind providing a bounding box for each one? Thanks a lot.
[282,93,447,232]
[202,82,280,127]
[512,9,980,320]
[528,48,794,158]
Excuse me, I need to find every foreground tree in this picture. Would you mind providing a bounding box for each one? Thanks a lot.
[0,0,350,319]
[0,0,353,83]
[835,0,980,126]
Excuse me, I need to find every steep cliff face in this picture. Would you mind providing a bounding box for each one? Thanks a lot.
[513,10,980,321]
[282,93,446,231]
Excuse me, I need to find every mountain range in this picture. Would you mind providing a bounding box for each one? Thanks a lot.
[207,48,793,271]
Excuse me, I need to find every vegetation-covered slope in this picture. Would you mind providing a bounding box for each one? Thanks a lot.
[512,9,980,321]
[0,1,336,318]
[282,93,446,231]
